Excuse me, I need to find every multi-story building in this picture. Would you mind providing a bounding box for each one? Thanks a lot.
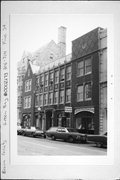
[21,61,40,128]
[20,27,107,134]
[17,26,66,124]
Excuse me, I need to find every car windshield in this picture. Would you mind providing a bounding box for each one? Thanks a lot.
[67,128,78,133]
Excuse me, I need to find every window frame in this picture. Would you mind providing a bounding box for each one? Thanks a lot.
[66,89,71,103]
[85,82,92,101]
[85,56,92,75]
[77,85,84,102]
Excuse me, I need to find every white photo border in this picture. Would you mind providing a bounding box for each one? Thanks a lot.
[1,1,120,179]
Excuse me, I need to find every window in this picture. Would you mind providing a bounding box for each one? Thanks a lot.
[85,57,92,74]
[25,79,32,92]
[77,85,83,102]
[60,68,65,81]
[49,72,53,83]
[85,83,92,100]
[66,66,71,80]
[36,77,39,87]
[44,93,48,105]
[18,96,22,106]
[18,85,23,92]
[55,70,59,84]
[60,90,64,104]
[35,94,39,107]
[48,92,53,105]
[39,94,43,106]
[66,89,71,103]
[77,61,84,77]
[24,96,31,109]
[40,74,44,86]
[54,91,58,104]
[45,74,48,86]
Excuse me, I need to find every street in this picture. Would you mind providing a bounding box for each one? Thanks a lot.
[18,135,107,155]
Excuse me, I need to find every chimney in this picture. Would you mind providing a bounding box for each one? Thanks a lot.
[58,26,66,57]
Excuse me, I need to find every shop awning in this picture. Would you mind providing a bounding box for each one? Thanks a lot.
[75,107,94,115]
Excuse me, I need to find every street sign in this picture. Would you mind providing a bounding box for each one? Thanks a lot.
[65,106,72,113]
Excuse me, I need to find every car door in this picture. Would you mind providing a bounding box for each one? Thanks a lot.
[57,128,67,140]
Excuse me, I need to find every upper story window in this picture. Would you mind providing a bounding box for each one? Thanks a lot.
[44,93,48,105]
[85,82,92,100]
[77,61,84,77]
[49,72,54,84]
[39,94,43,106]
[24,96,31,109]
[35,94,39,107]
[45,73,48,86]
[40,74,44,86]
[55,70,59,84]
[60,68,65,81]
[85,57,92,75]
[25,79,32,92]
[18,96,22,106]
[66,89,71,103]
[60,90,64,104]
[48,92,53,105]
[54,91,58,104]
[66,66,71,81]
[36,77,39,87]
[77,85,83,102]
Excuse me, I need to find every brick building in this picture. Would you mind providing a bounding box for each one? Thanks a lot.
[20,27,107,134]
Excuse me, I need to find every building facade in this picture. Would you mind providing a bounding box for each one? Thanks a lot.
[20,27,107,134]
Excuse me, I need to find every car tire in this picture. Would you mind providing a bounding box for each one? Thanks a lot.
[51,135,56,140]
[68,136,74,143]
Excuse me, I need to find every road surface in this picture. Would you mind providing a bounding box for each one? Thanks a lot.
[18,135,107,156]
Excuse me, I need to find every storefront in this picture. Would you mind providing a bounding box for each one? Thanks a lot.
[22,113,31,128]
[75,107,94,134]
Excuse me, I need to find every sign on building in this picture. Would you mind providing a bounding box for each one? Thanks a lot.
[65,106,72,113]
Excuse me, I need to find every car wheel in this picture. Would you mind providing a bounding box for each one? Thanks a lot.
[51,135,56,140]
[68,136,74,143]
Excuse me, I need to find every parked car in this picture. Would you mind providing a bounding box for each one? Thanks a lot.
[33,130,46,138]
[87,132,107,147]
[17,126,25,135]
[46,127,87,143]
[23,127,36,137]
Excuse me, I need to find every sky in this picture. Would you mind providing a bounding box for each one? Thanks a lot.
[10,14,111,62]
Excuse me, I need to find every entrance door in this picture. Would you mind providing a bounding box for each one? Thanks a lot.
[46,111,52,130]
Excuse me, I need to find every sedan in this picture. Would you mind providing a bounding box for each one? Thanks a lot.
[46,127,87,143]
[17,126,25,135]
[87,132,107,148]
[33,130,46,138]
[23,127,36,137]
